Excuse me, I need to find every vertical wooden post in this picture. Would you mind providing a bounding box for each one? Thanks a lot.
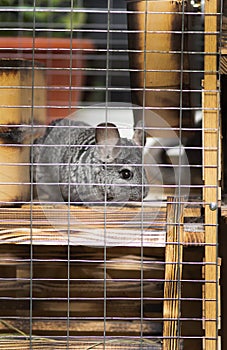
[0,59,46,203]
[203,0,220,348]
[163,197,184,350]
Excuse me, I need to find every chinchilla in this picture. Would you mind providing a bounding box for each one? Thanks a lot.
[33,118,148,204]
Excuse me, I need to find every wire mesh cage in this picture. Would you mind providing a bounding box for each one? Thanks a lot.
[0,0,225,349]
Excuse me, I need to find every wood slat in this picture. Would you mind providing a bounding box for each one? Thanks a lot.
[163,197,184,350]
[0,319,161,335]
[0,204,165,247]
[0,204,204,247]
[203,0,220,348]
[0,280,163,296]
[0,338,162,350]
[0,204,201,228]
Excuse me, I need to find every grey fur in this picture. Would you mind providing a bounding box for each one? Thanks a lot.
[33,119,148,204]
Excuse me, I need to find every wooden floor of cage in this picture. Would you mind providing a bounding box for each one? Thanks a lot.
[0,198,208,350]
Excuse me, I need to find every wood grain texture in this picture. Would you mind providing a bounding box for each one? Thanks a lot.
[203,0,220,348]
[0,59,46,125]
[220,50,227,74]
[0,201,204,347]
[126,0,191,130]
[0,338,162,350]
[0,204,204,247]
[0,59,46,203]
[163,197,184,350]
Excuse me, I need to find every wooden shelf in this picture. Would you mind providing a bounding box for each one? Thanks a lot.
[0,338,162,350]
[0,204,203,247]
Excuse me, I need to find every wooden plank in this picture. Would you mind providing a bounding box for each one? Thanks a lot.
[0,204,167,229]
[203,0,220,348]
[0,205,204,247]
[0,204,201,228]
[0,280,163,300]
[0,204,165,247]
[183,206,201,218]
[0,59,46,203]
[0,319,161,335]
[163,197,184,350]
[0,338,162,350]
[0,226,204,247]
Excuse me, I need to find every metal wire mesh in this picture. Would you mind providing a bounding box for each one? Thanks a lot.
[0,0,224,349]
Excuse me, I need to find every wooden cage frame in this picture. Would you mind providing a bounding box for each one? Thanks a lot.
[0,0,224,348]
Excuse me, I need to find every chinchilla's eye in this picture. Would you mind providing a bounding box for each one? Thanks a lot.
[119,168,133,180]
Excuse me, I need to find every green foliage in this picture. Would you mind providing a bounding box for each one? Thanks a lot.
[0,0,87,36]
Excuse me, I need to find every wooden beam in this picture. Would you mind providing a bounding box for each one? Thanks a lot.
[0,205,204,247]
[0,318,160,335]
[0,338,162,350]
[203,0,220,348]
[163,197,184,350]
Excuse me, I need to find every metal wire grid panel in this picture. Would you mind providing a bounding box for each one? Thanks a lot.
[0,0,224,349]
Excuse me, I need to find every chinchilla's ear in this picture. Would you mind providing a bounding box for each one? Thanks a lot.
[95,123,121,162]
[133,120,146,146]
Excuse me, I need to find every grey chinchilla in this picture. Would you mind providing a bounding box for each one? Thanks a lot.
[33,118,148,204]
